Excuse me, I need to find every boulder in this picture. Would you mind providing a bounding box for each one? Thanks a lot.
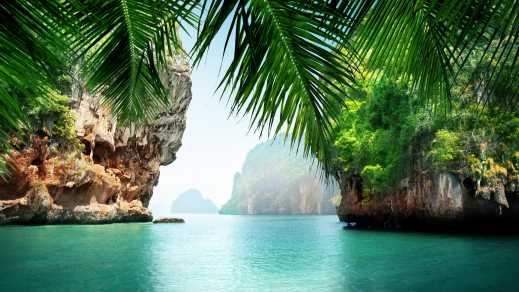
[153,217,185,223]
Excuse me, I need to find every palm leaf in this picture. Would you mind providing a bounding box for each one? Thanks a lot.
[193,0,370,169]
[356,0,519,108]
[0,1,69,176]
[0,0,200,173]
[2,0,517,177]
[66,0,199,123]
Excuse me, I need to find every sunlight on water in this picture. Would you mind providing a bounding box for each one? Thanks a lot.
[1,215,519,291]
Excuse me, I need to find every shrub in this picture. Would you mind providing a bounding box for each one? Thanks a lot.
[26,90,80,149]
[361,164,388,195]
[429,130,462,170]
[331,74,517,199]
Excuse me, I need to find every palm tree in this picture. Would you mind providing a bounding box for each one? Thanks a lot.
[1,0,518,174]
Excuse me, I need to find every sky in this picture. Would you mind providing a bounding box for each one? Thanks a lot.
[149,25,265,215]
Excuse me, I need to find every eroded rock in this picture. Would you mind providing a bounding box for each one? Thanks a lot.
[337,172,519,232]
[0,56,192,225]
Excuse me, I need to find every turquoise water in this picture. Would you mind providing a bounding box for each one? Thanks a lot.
[1,215,519,291]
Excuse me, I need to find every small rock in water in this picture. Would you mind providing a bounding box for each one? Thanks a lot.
[153,217,185,224]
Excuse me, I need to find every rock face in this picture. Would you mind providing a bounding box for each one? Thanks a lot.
[171,189,219,214]
[0,56,192,224]
[337,172,519,232]
[220,138,339,215]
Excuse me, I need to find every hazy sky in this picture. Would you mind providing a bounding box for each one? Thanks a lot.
[149,25,265,215]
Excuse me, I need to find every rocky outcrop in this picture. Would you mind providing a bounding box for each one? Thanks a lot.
[171,189,219,214]
[220,138,339,215]
[0,56,192,224]
[153,217,185,223]
[337,172,519,232]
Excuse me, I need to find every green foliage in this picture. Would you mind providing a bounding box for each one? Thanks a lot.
[194,0,366,166]
[0,1,69,174]
[429,130,462,170]
[356,0,519,104]
[2,0,519,175]
[332,74,518,199]
[193,0,519,172]
[453,107,519,195]
[76,0,198,123]
[361,164,388,195]
[333,79,434,194]
[25,91,80,149]
[0,0,198,171]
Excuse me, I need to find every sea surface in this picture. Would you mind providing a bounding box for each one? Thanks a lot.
[1,215,519,291]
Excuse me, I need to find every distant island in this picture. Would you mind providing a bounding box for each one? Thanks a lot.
[171,189,219,214]
[220,138,339,215]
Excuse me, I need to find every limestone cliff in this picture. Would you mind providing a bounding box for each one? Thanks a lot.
[337,172,519,231]
[330,77,518,232]
[0,56,192,224]
[220,138,339,215]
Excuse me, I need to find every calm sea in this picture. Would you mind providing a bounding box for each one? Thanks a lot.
[1,215,518,291]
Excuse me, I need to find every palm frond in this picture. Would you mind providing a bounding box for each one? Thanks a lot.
[0,0,200,172]
[356,0,519,108]
[66,0,199,123]
[2,0,517,177]
[467,0,519,108]
[0,1,69,176]
[193,0,370,169]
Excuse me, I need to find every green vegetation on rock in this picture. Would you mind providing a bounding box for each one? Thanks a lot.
[331,73,518,201]
[333,79,432,195]
[24,90,80,149]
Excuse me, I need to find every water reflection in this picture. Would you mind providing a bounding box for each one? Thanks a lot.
[338,230,519,291]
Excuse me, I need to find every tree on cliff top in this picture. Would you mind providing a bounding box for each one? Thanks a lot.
[1,0,518,174]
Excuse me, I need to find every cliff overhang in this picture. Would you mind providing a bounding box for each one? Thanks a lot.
[0,56,192,225]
